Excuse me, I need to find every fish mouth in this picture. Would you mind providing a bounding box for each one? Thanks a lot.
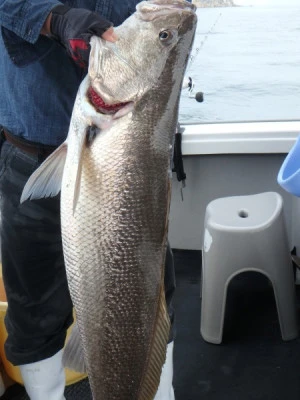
[88,86,131,115]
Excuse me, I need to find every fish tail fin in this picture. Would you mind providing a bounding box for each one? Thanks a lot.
[63,321,87,373]
[139,286,171,400]
[20,142,68,203]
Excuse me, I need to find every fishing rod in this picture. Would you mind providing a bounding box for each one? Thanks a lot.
[184,12,222,102]
[188,12,222,70]
[175,13,223,199]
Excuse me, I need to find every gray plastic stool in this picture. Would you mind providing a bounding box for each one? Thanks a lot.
[201,192,298,344]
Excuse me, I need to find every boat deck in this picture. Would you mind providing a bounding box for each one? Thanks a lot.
[2,249,300,400]
[173,250,300,400]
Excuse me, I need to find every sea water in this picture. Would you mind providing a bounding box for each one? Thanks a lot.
[179,6,300,124]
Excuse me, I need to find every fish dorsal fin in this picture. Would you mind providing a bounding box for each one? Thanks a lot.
[20,142,67,203]
[139,284,171,400]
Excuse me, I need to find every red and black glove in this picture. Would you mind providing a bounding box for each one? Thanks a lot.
[50,5,113,68]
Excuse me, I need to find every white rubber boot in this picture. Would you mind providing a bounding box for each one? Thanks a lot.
[154,341,175,400]
[19,349,66,400]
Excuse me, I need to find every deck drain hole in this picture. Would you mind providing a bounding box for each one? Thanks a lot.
[238,209,249,218]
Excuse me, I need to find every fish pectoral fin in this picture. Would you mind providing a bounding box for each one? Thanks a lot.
[62,321,86,373]
[20,142,67,203]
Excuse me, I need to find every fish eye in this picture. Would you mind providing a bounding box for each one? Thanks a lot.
[159,29,176,45]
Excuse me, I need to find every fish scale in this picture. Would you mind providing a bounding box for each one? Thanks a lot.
[21,1,197,398]
[61,115,166,395]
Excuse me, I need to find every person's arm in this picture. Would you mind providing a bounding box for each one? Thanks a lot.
[40,12,52,36]
[40,9,116,42]
[42,4,117,67]
[0,1,117,68]
[0,0,60,43]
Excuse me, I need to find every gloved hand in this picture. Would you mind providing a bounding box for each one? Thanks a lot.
[50,5,113,68]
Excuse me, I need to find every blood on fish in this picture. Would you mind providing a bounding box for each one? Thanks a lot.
[88,87,129,114]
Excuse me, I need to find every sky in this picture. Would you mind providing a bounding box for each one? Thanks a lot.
[234,0,299,6]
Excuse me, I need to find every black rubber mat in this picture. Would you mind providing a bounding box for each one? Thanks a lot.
[65,378,92,400]
[173,249,300,400]
[0,377,92,399]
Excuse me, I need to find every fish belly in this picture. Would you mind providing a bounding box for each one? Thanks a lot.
[61,115,171,399]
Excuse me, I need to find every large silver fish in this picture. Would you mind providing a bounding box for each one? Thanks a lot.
[21,1,197,398]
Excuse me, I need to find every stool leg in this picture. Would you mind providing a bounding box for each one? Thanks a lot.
[261,212,299,341]
[200,263,228,344]
[271,267,298,341]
